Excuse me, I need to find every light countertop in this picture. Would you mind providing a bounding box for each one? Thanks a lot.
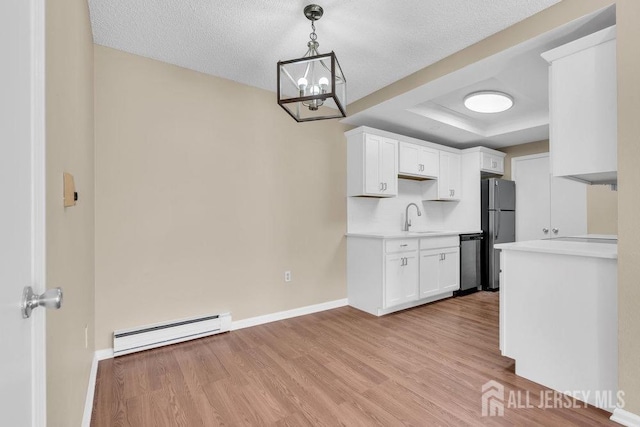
[346,230,483,239]
[495,235,617,259]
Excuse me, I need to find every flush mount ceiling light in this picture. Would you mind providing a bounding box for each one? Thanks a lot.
[464,91,514,113]
[277,4,346,122]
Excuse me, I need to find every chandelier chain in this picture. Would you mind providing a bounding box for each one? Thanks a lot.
[310,21,317,42]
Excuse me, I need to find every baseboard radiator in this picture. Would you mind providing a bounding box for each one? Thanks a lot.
[113,312,232,357]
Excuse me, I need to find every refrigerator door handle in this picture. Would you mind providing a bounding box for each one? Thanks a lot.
[495,210,501,240]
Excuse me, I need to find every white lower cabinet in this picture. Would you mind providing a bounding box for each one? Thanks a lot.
[347,235,460,316]
[384,252,418,308]
[420,245,460,298]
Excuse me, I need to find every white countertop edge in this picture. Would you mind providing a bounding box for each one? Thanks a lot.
[495,240,617,260]
[346,230,483,239]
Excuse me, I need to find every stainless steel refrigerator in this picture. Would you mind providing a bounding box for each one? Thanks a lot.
[481,178,516,291]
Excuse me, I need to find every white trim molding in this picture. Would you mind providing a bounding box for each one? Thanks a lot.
[611,408,640,427]
[31,0,47,423]
[88,298,349,362]
[81,353,99,427]
[95,348,114,361]
[231,298,348,331]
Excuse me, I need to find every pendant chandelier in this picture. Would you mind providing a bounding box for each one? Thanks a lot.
[277,4,346,122]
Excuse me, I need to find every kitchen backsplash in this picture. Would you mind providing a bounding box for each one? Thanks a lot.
[347,180,443,233]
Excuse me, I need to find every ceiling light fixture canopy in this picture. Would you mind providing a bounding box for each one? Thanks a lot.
[464,91,514,113]
[277,4,346,122]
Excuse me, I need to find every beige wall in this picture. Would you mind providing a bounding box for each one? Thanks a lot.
[499,140,550,180]
[353,0,640,414]
[500,140,617,235]
[587,185,618,235]
[616,0,640,415]
[46,0,95,425]
[94,46,348,349]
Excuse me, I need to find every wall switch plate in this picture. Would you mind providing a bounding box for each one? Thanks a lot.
[284,271,292,282]
[63,172,77,207]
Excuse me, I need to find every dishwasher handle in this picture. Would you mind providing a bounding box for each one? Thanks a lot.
[460,233,484,242]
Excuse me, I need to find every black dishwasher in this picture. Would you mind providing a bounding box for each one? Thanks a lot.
[456,233,484,296]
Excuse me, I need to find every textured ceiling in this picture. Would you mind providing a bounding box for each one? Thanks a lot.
[341,6,616,148]
[88,0,561,103]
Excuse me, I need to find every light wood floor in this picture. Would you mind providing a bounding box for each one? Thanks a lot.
[91,292,615,426]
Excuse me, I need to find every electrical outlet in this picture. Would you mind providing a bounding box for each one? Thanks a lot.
[284,271,292,282]
[84,324,88,349]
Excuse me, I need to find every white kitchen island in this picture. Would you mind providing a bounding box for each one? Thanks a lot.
[496,236,618,411]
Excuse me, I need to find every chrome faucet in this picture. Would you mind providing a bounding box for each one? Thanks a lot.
[403,203,422,232]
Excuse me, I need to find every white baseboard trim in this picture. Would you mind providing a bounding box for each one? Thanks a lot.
[611,408,640,426]
[95,348,114,360]
[231,298,348,331]
[81,352,99,427]
[89,299,348,363]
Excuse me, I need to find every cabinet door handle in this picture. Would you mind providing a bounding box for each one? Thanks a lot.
[552,228,559,234]
[452,189,455,197]
[400,244,408,247]
[542,228,549,234]
[380,182,384,191]
[443,253,446,260]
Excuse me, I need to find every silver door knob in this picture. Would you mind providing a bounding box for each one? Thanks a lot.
[22,286,63,319]
[552,228,559,234]
[542,228,549,234]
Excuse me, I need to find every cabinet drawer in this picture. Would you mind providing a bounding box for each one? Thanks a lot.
[385,239,418,253]
[419,236,459,250]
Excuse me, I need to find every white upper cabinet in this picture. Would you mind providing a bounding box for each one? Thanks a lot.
[542,25,617,185]
[348,132,398,197]
[398,142,439,179]
[480,150,505,176]
[423,151,461,201]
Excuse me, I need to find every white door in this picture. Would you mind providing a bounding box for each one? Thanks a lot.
[439,152,451,199]
[379,137,397,196]
[419,148,439,178]
[419,250,441,298]
[550,176,587,238]
[399,142,420,176]
[512,154,552,241]
[447,153,461,199]
[439,248,460,293]
[512,153,587,241]
[0,0,46,425]
[364,134,382,195]
[384,253,418,308]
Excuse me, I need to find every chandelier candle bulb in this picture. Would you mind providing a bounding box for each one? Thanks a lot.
[297,77,308,92]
